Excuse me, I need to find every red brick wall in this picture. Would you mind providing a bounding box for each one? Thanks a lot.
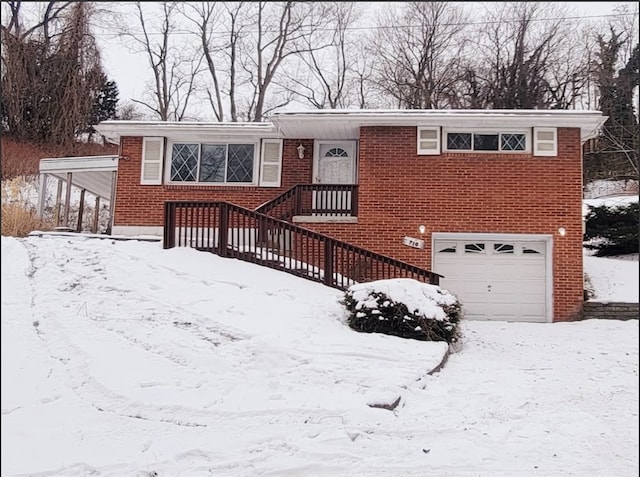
[115,126,584,322]
[298,126,584,322]
[114,138,313,225]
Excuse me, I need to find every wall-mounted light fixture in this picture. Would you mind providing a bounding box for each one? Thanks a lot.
[297,143,306,159]
[418,225,426,234]
[558,227,566,237]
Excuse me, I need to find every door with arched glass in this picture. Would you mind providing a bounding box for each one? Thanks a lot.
[313,141,357,216]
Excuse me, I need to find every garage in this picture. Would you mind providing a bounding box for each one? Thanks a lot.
[433,234,551,322]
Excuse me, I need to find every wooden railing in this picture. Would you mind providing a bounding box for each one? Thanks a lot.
[256,184,358,220]
[164,200,441,290]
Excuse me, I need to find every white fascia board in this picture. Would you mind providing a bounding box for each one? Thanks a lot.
[39,155,119,173]
[94,121,280,142]
[270,110,607,142]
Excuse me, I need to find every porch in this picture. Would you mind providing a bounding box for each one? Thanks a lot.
[256,184,358,222]
[37,155,118,233]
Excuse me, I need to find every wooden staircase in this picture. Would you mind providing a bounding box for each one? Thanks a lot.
[163,199,441,290]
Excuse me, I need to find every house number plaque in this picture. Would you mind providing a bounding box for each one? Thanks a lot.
[402,236,425,249]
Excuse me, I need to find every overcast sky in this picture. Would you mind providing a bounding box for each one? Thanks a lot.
[96,1,639,110]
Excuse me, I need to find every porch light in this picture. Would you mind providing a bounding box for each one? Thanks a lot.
[418,225,426,234]
[297,143,306,159]
[558,227,566,236]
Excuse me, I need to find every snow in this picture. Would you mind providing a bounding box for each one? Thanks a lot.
[349,278,458,321]
[2,233,638,476]
[584,252,639,302]
[582,194,639,217]
[582,194,639,302]
[583,179,638,199]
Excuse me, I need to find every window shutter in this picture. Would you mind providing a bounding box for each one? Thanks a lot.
[533,127,557,156]
[259,139,283,187]
[417,127,440,155]
[141,137,164,185]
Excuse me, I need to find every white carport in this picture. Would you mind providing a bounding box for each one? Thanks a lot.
[38,155,118,233]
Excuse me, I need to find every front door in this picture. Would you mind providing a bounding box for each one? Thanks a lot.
[313,141,356,215]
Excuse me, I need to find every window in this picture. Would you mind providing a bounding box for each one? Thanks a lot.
[170,143,256,184]
[445,131,527,152]
[523,248,542,254]
[494,243,514,254]
[437,242,457,253]
[325,147,349,157]
[464,243,486,254]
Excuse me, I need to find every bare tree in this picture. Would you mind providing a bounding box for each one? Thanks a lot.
[180,1,239,121]
[351,43,378,109]
[545,27,591,109]
[118,2,203,121]
[610,3,639,66]
[584,28,639,181]
[1,1,110,144]
[368,1,469,109]
[468,2,572,109]
[240,1,331,121]
[116,101,145,120]
[181,1,332,121]
[287,1,360,109]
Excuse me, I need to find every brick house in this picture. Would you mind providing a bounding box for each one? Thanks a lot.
[94,109,606,323]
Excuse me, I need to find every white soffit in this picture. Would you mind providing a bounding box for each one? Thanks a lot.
[94,110,608,143]
[270,109,608,141]
[39,155,118,200]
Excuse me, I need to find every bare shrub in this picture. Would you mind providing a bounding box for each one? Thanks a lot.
[1,203,53,237]
[1,174,112,237]
[1,136,117,180]
[1,177,53,237]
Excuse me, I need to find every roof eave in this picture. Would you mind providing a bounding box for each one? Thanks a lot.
[94,121,279,142]
[270,110,607,142]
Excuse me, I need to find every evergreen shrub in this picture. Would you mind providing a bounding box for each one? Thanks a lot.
[584,202,639,256]
[342,278,462,344]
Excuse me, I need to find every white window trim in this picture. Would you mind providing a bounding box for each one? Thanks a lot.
[417,127,441,155]
[165,140,259,186]
[442,128,531,154]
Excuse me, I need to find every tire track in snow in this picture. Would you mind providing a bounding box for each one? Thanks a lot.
[19,237,353,433]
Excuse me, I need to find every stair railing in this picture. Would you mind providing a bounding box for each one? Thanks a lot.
[164,200,441,289]
[256,184,359,220]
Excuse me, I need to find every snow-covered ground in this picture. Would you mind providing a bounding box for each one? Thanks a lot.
[582,194,639,302]
[584,252,639,302]
[2,233,638,477]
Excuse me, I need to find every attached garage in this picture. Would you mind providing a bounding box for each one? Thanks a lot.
[432,233,552,323]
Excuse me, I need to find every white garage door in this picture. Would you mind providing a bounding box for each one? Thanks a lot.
[433,238,548,322]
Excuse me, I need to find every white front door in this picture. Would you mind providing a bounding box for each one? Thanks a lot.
[315,142,356,184]
[313,141,356,215]
[433,237,550,322]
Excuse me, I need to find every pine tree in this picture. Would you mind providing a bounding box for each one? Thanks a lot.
[85,72,119,135]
